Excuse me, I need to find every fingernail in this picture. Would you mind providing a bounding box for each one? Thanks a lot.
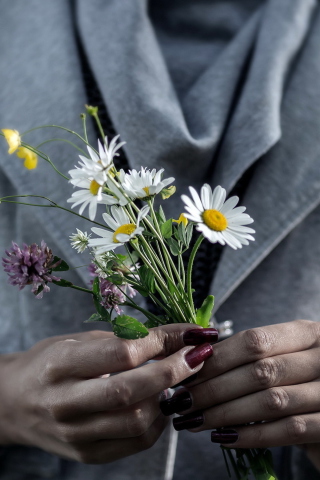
[211,429,239,444]
[183,328,219,345]
[172,373,198,388]
[173,411,204,431]
[185,343,213,369]
[160,390,192,416]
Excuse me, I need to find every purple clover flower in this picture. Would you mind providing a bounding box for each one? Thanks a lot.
[88,262,136,314]
[2,241,61,298]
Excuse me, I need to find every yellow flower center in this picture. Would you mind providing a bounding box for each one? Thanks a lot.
[113,224,136,243]
[89,179,101,195]
[142,186,150,196]
[202,209,228,231]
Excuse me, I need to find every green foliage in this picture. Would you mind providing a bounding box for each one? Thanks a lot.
[112,315,149,339]
[84,313,111,323]
[138,265,155,293]
[52,256,69,271]
[92,276,100,295]
[161,185,176,199]
[160,219,172,238]
[166,237,180,256]
[196,295,215,327]
[52,279,73,287]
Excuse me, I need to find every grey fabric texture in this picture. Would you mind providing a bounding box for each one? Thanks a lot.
[0,0,320,479]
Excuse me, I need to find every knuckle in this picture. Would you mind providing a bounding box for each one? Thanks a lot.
[243,328,274,358]
[252,358,282,388]
[110,379,133,408]
[161,362,178,388]
[264,387,289,413]
[46,399,67,422]
[57,424,79,444]
[137,429,159,451]
[126,408,148,437]
[286,416,307,442]
[41,342,74,384]
[114,341,139,370]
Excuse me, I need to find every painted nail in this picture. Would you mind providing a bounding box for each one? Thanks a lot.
[172,373,198,388]
[211,429,239,444]
[173,411,204,431]
[160,391,192,416]
[185,343,213,369]
[183,328,219,345]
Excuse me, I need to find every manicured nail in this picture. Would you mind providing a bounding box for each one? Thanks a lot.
[185,343,213,369]
[160,391,192,416]
[211,429,239,444]
[173,411,204,431]
[183,328,219,345]
[172,373,198,388]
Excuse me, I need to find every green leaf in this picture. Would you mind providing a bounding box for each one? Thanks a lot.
[167,238,180,256]
[133,285,149,297]
[144,318,159,328]
[84,313,107,323]
[161,185,176,199]
[52,256,69,272]
[185,223,193,247]
[158,205,166,223]
[160,219,173,238]
[138,265,155,293]
[106,274,124,285]
[196,295,215,327]
[52,279,73,287]
[177,221,187,244]
[92,294,111,321]
[92,276,100,296]
[112,315,149,339]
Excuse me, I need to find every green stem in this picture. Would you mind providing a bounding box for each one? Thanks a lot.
[35,138,87,156]
[69,285,93,294]
[20,142,69,180]
[92,113,106,142]
[0,195,108,228]
[187,234,204,314]
[81,114,88,143]
[122,301,166,325]
[20,125,94,150]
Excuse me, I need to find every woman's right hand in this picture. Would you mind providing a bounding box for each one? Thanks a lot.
[0,325,214,464]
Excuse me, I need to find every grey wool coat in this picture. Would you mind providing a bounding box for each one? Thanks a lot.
[0,0,320,479]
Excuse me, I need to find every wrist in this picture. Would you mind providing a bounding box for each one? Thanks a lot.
[0,352,23,445]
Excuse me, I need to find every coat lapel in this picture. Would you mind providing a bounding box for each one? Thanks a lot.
[212,5,320,310]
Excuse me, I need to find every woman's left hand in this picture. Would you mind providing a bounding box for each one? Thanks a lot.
[160,320,320,452]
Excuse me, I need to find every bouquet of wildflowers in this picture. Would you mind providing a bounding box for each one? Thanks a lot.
[0,107,277,480]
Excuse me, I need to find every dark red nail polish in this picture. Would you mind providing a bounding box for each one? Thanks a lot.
[185,343,213,369]
[173,411,204,431]
[160,391,192,416]
[183,328,219,345]
[211,429,238,444]
[172,373,198,388]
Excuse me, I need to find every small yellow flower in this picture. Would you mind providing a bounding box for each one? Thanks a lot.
[16,147,38,170]
[173,214,188,226]
[1,129,21,154]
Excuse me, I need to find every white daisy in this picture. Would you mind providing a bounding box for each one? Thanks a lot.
[69,134,125,187]
[67,174,118,221]
[181,184,255,250]
[69,229,91,253]
[119,167,174,200]
[89,205,149,254]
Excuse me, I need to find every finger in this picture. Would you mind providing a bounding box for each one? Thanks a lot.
[31,330,114,352]
[61,344,213,415]
[182,347,320,413]
[198,320,320,381]
[177,381,320,432]
[44,324,201,380]
[70,413,169,464]
[54,394,163,442]
[211,412,320,449]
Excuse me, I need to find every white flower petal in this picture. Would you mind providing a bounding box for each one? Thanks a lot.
[189,186,203,212]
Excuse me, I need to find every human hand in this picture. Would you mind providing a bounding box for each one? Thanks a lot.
[0,325,214,464]
[160,320,320,464]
